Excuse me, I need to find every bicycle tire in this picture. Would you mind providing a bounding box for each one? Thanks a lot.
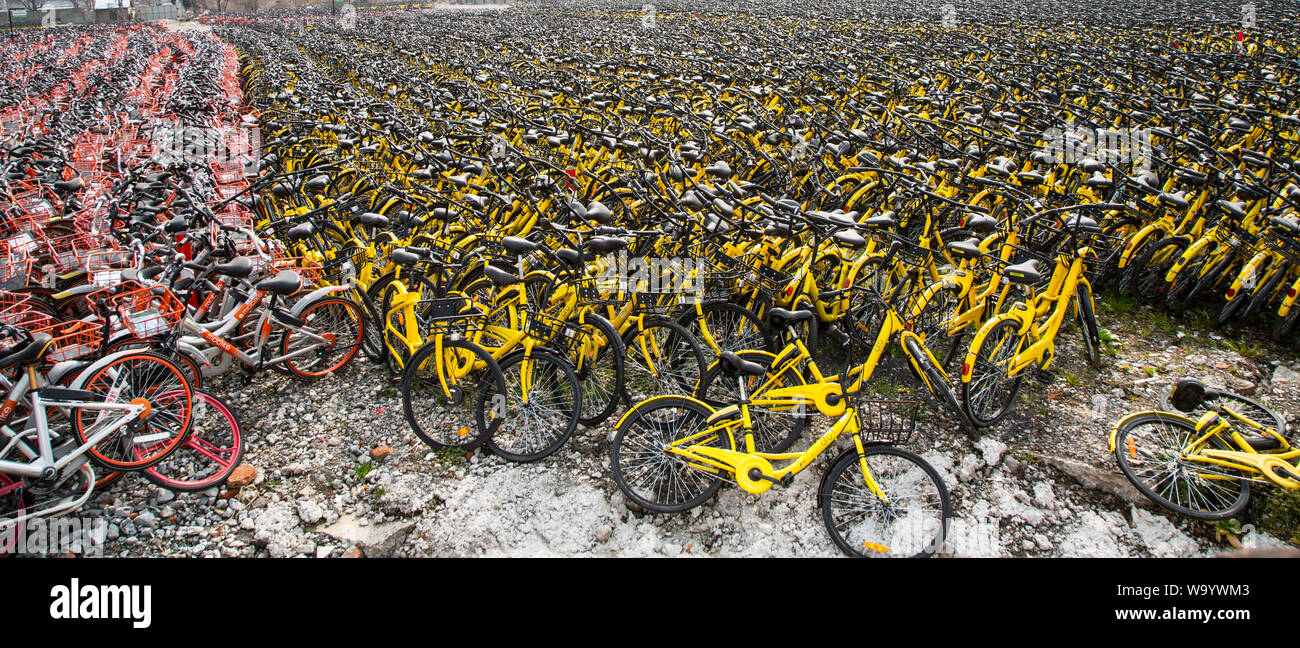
[961,318,1025,427]
[610,395,723,513]
[281,298,365,379]
[698,349,808,452]
[143,390,245,492]
[820,445,951,558]
[402,337,506,451]
[486,350,582,462]
[73,352,194,472]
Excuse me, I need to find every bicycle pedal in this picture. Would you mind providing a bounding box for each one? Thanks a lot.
[1034,369,1057,385]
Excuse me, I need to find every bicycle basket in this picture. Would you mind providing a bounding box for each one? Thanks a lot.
[856,399,921,445]
[35,319,102,363]
[108,286,185,338]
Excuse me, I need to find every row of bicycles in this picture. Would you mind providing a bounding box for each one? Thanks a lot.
[195,1,1298,557]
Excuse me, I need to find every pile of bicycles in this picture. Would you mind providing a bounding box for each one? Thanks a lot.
[187,0,1300,556]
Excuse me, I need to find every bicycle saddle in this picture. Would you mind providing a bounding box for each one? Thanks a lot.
[1169,377,1207,412]
[256,270,302,295]
[585,201,613,224]
[0,333,52,370]
[286,222,315,240]
[1158,191,1189,209]
[768,307,814,327]
[946,237,983,261]
[215,256,254,279]
[355,212,389,227]
[501,236,538,255]
[484,265,523,286]
[1216,200,1247,219]
[1085,171,1113,187]
[588,236,628,254]
[965,214,998,233]
[834,230,866,249]
[1004,259,1042,285]
[718,351,766,377]
[390,249,422,266]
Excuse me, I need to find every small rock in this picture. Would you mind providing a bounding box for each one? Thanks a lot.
[1273,365,1300,386]
[298,500,325,525]
[135,512,157,528]
[370,446,393,461]
[153,489,176,505]
[341,545,363,558]
[974,437,1007,467]
[227,465,258,488]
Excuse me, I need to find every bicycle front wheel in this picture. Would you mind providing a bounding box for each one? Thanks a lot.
[961,318,1025,427]
[1113,412,1250,520]
[282,298,365,379]
[402,338,506,451]
[486,350,582,462]
[143,390,244,492]
[820,445,951,558]
[74,353,194,472]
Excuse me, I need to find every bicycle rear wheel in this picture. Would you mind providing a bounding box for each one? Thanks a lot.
[698,350,808,452]
[1113,412,1250,520]
[623,318,708,404]
[281,298,365,379]
[961,318,1025,427]
[73,353,193,472]
[820,445,951,558]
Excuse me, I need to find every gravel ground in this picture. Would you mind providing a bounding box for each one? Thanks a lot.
[76,295,1300,558]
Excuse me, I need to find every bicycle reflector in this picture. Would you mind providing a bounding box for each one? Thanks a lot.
[1169,378,1207,412]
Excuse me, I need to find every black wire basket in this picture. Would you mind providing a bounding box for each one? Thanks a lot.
[856,399,922,445]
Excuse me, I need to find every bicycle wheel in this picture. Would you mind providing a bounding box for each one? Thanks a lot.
[143,390,244,492]
[1076,283,1101,368]
[820,445,951,558]
[610,395,723,512]
[560,312,625,427]
[74,353,193,472]
[353,284,388,364]
[913,282,963,368]
[486,350,581,462]
[698,349,808,452]
[281,298,365,379]
[1274,301,1300,343]
[1129,236,1187,304]
[961,318,1025,427]
[102,336,204,391]
[623,318,708,403]
[402,338,506,451]
[1113,412,1250,520]
[678,301,775,355]
[903,335,969,431]
[1164,248,1213,311]
[0,473,24,557]
[1235,266,1285,327]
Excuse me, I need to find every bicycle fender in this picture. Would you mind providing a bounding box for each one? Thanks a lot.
[66,348,157,390]
[1108,410,1196,454]
[288,285,350,318]
[615,395,715,430]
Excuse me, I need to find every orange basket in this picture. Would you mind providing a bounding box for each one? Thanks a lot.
[268,256,324,288]
[11,189,59,222]
[47,231,104,273]
[34,319,102,362]
[108,286,185,338]
[209,160,245,186]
